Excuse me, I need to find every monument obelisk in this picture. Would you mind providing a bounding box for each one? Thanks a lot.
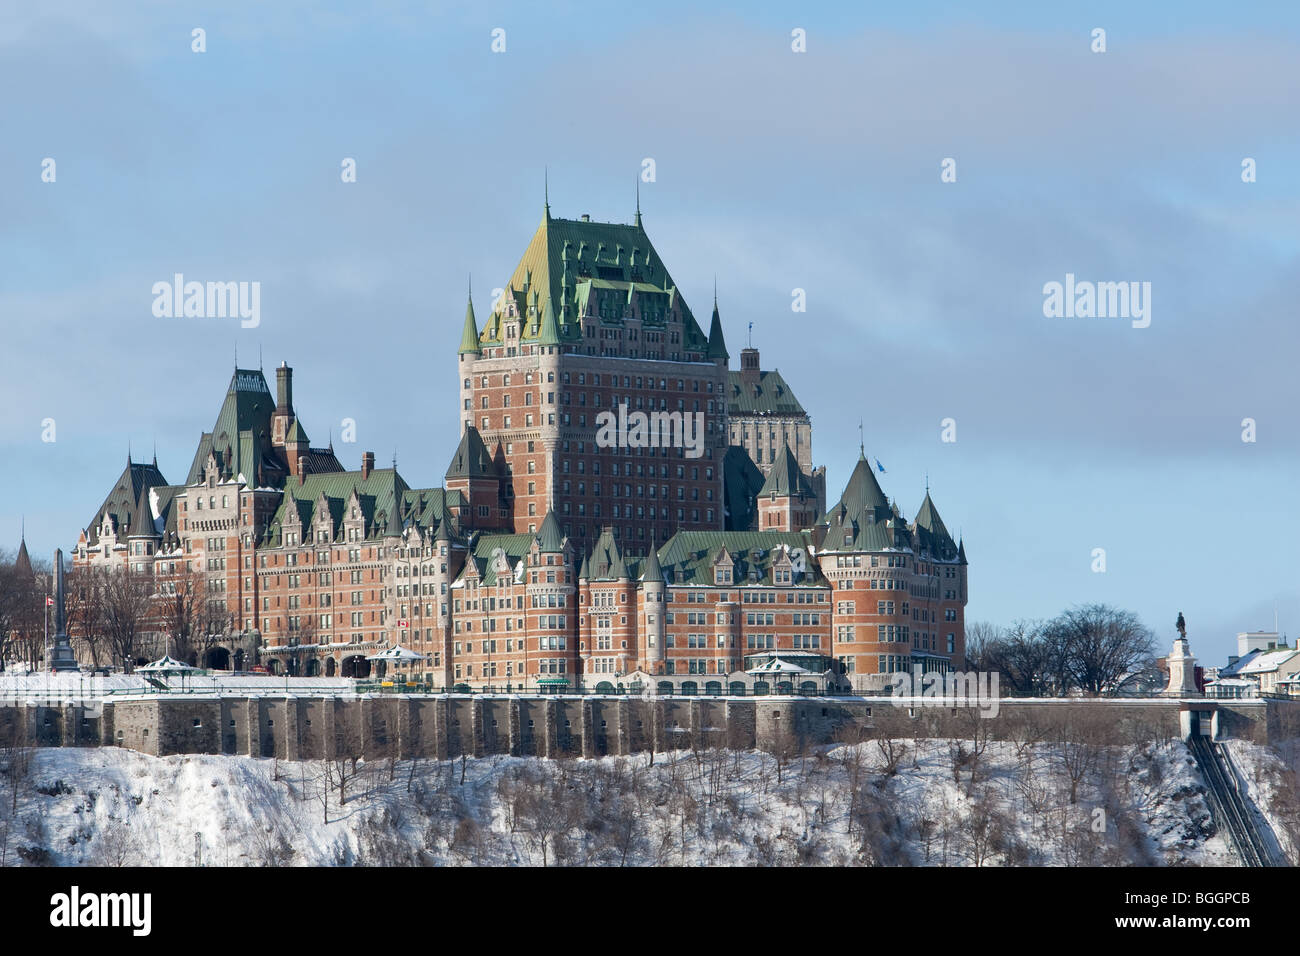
[48,549,80,672]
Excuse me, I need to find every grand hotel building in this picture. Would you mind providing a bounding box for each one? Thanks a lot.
[72,204,967,693]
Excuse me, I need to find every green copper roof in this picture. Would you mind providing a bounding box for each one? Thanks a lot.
[536,510,564,553]
[85,459,169,547]
[819,451,909,553]
[838,451,888,517]
[587,528,629,581]
[641,540,664,584]
[459,294,481,354]
[914,492,959,561]
[758,445,815,499]
[707,300,729,361]
[445,427,496,481]
[264,467,411,546]
[477,214,710,353]
[655,530,825,588]
[462,531,536,586]
[129,484,158,537]
[286,418,308,445]
[727,369,807,417]
[184,369,287,488]
[536,296,560,347]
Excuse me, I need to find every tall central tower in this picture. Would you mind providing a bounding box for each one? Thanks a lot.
[456,206,732,551]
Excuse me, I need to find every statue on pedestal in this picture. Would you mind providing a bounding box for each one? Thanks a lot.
[1163,610,1200,698]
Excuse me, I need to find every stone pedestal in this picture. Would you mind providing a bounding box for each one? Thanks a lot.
[1164,636,1201,697]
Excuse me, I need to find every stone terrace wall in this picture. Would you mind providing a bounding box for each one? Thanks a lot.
[1,696,1297,760]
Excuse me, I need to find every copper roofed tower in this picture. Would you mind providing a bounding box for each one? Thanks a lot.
[455,203,732,549]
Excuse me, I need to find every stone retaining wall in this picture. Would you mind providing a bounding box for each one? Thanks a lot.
[0,696,1294,759]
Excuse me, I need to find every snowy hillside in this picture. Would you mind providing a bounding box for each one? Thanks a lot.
[0,738,1273,866]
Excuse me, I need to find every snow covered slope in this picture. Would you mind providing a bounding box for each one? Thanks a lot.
[0,738,1267,867]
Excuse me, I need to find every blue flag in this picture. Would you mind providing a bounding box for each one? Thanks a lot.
[875,458,886,474]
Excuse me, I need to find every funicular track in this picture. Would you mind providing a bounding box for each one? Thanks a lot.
[1187,733,1283,867]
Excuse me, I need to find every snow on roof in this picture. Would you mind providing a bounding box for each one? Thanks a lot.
[1219,649,1264,677]
[1237,648,1299,675]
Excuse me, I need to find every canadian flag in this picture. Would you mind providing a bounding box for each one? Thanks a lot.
[46,597,54,607]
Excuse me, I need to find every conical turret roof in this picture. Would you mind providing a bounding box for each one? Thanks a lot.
[759,445,815,499]
[459,293,481,354]
[641,541,664,584]
[14,534,32,577]
[445,427,496,480]
[837,450,888,517]
[707,297,729,360]
[536,510,564,553]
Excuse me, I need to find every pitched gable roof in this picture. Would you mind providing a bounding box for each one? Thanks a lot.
[445,426,497,481]
[759,444,816,499]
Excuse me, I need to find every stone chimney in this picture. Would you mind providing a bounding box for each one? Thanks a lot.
[361,451,374,479]
[271,362,294,447]
[275,362,293,412]
[740,347,760,389]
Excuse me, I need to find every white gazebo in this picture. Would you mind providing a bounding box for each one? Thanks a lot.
[745,657,811,677]
[137,655,200,692]
[365,644,428,681]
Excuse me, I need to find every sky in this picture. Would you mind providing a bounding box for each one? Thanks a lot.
[2,1,1298,665]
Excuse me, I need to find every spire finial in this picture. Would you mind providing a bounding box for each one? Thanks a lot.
[544,167,550,218]
[468,273,472,300]
[20,515,24,543]
[128,440,132,466]
[234,342,238,369]
[925,472,929,495]
[858,421,864,455]
[259,344,263,371]
[748,321,753,348]
[713,274,717,308]
[153,438,157,467]
[635,175,641,226]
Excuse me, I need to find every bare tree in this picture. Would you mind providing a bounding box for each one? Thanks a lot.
[65,565,109,670]
[963,620,1003,672]
[157,564,219,665]
[0,554,50,670]
[869,705,910,776]
[983,619,1053,696]
[962,787,1008,866]
[1052,706,1110,804]
[101,568,156,672]
[1044,604,1157,696]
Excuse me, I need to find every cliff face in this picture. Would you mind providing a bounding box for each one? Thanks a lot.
[1,737,1274,867]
